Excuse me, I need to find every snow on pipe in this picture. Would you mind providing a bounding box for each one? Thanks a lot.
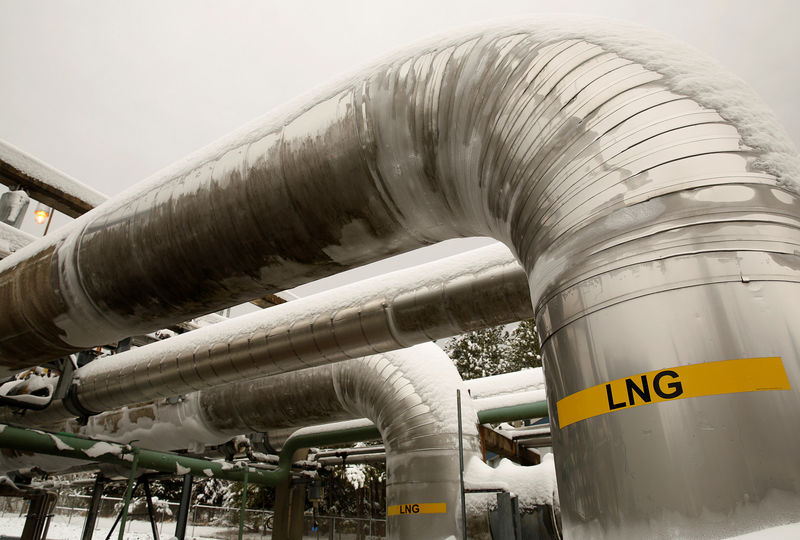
[0,139,107,219]
[0,222,35,260]
[69,344,553,539]
[0,242,530,423]
[0,19,788,370]
[37,362,544,456]
[1,16,799,537]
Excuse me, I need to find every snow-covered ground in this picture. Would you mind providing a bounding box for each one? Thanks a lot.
[0,514,379,539]
[2,506,799,538]
[0,514,254,540]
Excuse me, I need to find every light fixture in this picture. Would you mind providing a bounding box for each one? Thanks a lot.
[33,202,51,225]
[0,189,31,228]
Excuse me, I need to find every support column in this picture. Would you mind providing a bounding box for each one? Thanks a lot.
[80,474,105,540]
[272,477,292,540]
[287,481,308,540]
[174,474,193,540]
[272,448,308,540]
[142,477,160,540]
[20,490,57,540]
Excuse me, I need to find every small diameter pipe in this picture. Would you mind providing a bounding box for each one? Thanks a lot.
[0,422,379,487]
[476,401,549,425]
[0,400,540,492]
[117,451,139,540]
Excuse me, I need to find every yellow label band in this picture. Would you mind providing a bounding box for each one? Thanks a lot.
[556,357,791,428]
[387,503,447,516]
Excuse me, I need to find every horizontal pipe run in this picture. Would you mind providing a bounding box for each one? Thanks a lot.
[0,139,106,219]
[0,222,35,260]
[476,401,549,425]
[62,243,530,417]
[0,422,378,487]
[1,18,798,537]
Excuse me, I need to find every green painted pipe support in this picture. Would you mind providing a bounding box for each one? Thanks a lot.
[476,400,549,425]
[0,422,380,487]
[0,400,544,489]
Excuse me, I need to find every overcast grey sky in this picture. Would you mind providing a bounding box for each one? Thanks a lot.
[1,0,798,295]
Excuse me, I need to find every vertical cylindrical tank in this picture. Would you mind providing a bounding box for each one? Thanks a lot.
[538,185,800,537]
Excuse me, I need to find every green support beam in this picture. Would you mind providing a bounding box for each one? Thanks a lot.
[0,399,546,488]
[0,422,380,487]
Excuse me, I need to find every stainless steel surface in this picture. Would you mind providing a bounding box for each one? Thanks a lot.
[71,344,481,540]
[0,19,798,538]
[208,344,481,540]
[542,269,800,539]
[0,22,788,370]
[72,243,529,415]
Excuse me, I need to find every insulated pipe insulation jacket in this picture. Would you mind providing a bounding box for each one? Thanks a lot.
[1,18,795,368]
[49,243,527,417]
[67,344,550,539]
[35,345,487,538]
[2,17,800,538]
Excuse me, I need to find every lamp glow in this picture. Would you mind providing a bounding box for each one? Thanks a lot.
[33,203,50,225]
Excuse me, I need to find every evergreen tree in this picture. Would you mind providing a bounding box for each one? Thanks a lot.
[444,325,510,379]
[508,318,542,371]
[444,318,541,379]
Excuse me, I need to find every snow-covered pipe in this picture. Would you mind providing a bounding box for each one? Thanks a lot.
[45,366,546,453]
[0,139,106,219]
[0,222,35,260]
[2,17,800,537]
[0,243,529,423]
[69,344,483,539]
[92,344,554,539]
[465,367,545,399]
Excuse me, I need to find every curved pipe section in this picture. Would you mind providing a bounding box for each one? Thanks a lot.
[1,18,799,537]
[74,344,485,539]
[0,19,794,367]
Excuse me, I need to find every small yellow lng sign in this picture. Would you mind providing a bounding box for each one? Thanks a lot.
[556,357,790,428]
[387,503,447,516]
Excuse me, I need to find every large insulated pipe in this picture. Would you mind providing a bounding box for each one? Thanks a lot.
[37,362,546,455]
[0,243,529,425]
[207,344,481,540]
[2,17,799,537]
[56,345,482,539]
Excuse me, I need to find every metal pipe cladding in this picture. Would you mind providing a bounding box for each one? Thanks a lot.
[0,16,799,538]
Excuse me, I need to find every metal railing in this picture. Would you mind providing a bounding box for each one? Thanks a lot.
[1,493,386,539]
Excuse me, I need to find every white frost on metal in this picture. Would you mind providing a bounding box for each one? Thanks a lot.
[74,393,230,453]
[76,243,518,385]
[0,139,107,207]
[728,522,800,538]
[472,389,547,413]
[0,222,35,259]
[413,16,800,193]
[465,368,545,400]
[289,418,376,439]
